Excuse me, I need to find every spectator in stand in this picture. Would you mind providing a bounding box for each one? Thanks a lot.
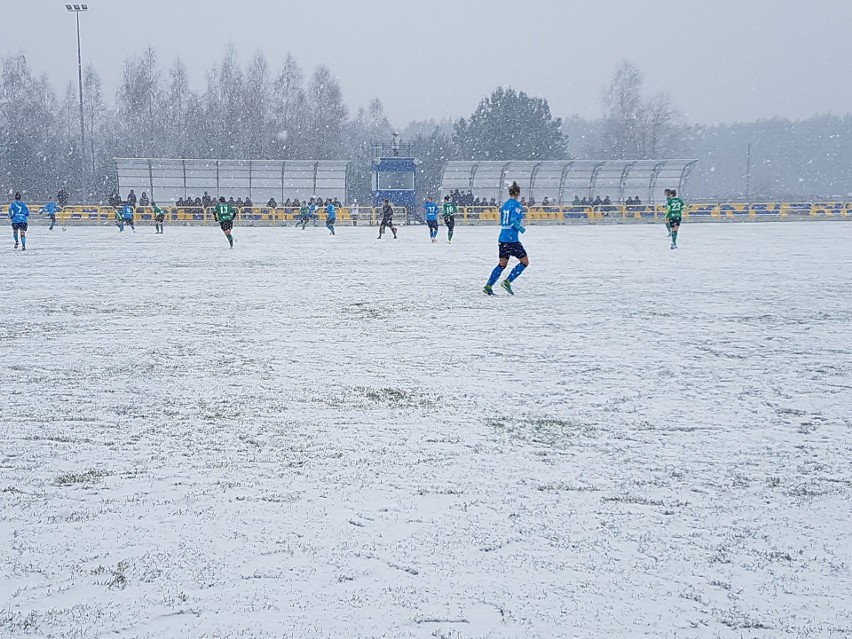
[284,198,292,208]
[592,195,602,206]
[139,192,150,207]
[634,195,641,205]
[108,189,120,207]
[193,196,202,206]
[473,197,481,207]
[244,196,252,208]
[489,198,497,207]
[202,192,212,208]
[267,197,278,208]
[57,188,69,207]
[127,190,137,206]
[227,196,236,207]
[603,195,612,206]
[573,195,581,205]
[235,197,244,208]
[626,196,634,205]
[520,196,527,208]
[466,190,473,206]
[581,196,589,205]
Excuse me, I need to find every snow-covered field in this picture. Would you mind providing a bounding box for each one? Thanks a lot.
[1,222,850,639]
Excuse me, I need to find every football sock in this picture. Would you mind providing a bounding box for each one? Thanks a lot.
[507,263,526,282]
[487,265,505,286]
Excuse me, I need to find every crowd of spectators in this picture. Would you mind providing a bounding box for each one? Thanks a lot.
[448,190,499,208]
[448,189,646,209]
[265,196,343,210]
[109,191,344,211]
[570,195,643,207]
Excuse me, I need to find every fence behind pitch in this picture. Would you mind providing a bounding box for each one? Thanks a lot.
[11,202,852,226]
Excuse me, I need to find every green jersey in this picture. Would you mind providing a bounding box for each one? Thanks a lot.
[442,201,458,218]
[152,205,165,218]
[666,197,685,220]
[214,203,236,222]
[300,205,310,218]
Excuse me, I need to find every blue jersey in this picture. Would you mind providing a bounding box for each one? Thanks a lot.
[9,200,30,224]
[326,203,336,220]
[424,201,439,221]
[122,204,134,220]
[498,198,525,243]
[40,201,60,217]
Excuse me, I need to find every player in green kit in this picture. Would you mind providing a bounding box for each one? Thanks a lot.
[663,188,672,236]
[298,203,311,230]
[152,201,166,234]
[213,196,237,248]
[442,195,457,243]
[665,189,685,250]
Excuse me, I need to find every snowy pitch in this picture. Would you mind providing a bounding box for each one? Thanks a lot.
[1,222,850,638]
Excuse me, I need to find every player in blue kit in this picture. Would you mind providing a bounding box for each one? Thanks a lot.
[483,181,529,295]
[325,200,336,235]
[121,202,136,232]
[424,197,440,243]
[9,193,31,251]
[40,201,61,231]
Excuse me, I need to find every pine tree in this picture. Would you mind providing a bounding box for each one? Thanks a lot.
[453,87,566,160]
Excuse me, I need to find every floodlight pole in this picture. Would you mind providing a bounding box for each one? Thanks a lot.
[745,141,752,203]
[67,5,88,174]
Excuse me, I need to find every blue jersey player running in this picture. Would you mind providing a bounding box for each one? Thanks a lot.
[40,201,61,231]
[9,192,31,251]
[484,181,529,295]
[424,197,440,242]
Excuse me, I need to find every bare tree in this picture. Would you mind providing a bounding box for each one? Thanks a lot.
[601,59,644,159]
[243,51,272,159]
[601,60,683,160]
[83,65,105,175]
[116,47,163,157]
[272,53,308,158]
[204,44,245,158]
[308,65,347,159]
[165,57,192,158]
[641,93,682,159]
[0,54,62,199]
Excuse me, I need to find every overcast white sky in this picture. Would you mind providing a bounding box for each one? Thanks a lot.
[5,0,852,127]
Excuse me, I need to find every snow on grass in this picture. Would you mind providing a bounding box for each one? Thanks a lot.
[1,222,850,638]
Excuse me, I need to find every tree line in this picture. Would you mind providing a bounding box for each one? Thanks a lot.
[1,50,849,204]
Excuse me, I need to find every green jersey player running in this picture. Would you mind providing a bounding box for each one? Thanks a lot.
[665,189,685,250]
[442,195,457,243]
[663,188,672,236]
[213,196,237,248]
